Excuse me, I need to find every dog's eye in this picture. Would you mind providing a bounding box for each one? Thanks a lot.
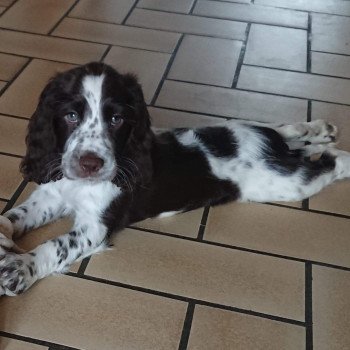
[110,114,124,128]
[65,112,79,123]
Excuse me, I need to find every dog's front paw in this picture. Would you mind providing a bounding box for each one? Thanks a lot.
[0,253,36,296]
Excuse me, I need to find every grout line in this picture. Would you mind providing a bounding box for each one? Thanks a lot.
[47,0,80,35]
[99,44,112,62]
[0,0,19,18]
[232,23,251,88]
[69,273,306,326]
[307,100,312,122]
[0,151,23,159]
[305,262,313,350]
[0,331,81,350]
[312,49,350,58]
[307,13,312,73]
[1,180,28,214]
[302,199,309,210]
[76,257,91,276]
[197,206,210,240]
[128,225,350,272]
[178,302,195,350]
[122,0,140,25]
[151,34,184,106]
[189,0,199,14]
[0,58,32,98]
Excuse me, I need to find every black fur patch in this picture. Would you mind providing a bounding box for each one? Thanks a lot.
[195,127,237,158]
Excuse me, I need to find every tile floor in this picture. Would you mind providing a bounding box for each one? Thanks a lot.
[0,0,349,349]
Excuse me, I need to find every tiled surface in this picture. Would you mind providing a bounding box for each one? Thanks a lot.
[313,267,350,350]
[168,35,241,87]
[187,306,305,350]
[0,1,349,349]
[245,24,307,71]
[86,228,305,320]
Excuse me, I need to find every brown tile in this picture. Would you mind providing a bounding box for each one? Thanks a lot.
[0,275,187,350]
[312,101,350,152]
[137,0,195,14]
[0,0,74,34]
[127,8,247,40]
[205,202,350,268]
[53,17,180,53]
[104,46,170,103]
[0,201,7,213]
[0,0,14,5]
[238,65,350,105]
[245,24,307,71]
[313,266,350,350]
[0,29,106,64]
[0,81,6,91]
[312,14,350,55]
[87,228,305,320]
[169,35,241,87]
[70,0,135,24]
[0,53,28,81]
[0,115,28,156]
[0,59,74,118]
[257,0,350,16]
[312,52,350,79]
[156,80,307,123]
[0,337,46,350]
[132,208,204,238]
[194,1,308,29]
[309,181,350,216]
[0,155,22,199]
[148,107,223,129]
[188,306,305,350]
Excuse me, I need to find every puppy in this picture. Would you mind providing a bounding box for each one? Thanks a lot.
[0,62,347,296]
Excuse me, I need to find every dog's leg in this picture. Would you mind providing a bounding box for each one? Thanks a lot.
[4,183,66,239]
[0,218,108,296]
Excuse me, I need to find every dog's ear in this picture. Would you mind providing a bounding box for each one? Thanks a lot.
[20,80,60,184]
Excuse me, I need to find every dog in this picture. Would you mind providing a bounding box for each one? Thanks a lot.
[0,62,348,296]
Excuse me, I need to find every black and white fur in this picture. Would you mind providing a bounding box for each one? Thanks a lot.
[0,62,348,296]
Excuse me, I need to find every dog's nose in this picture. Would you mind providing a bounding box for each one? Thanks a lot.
[79,152,104,176]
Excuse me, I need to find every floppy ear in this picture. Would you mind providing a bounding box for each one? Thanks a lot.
[20,83,60,184]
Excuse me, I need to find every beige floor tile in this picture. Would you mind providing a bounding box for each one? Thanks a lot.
[0,53,28,81]
[194,1,308,29]
[205,202,350,268]
[149,107,223,129]
[312,14,350,55]
[0,59,74,118]
[0,275,187,350]
[0,81,7,91]
[103,46,170,104]
[169,35,241,87]
[137,0,195,14]
[70,0,135,24]
[53,17,180,53]
[0,115,27,156]
[312,101,350,152]
[313,266,350,350]
[188,306,305,350]
[312,52,350,79]
[0,338,46,350]
[132,208,204,238]
[87,228,305,320]
[0,0,74,34]
[238,65,350,105]
[257,0,350,16]
[245,24,307,71]
[0,155,22,199]
[0,0,14,6]
[127,8,247,40]
[309,181,350,216]
[0,29,106,64]
[156,80,307,123]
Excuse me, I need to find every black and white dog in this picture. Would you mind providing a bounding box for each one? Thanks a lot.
[0,62,348,296]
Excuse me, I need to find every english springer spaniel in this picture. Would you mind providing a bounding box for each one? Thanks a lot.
[0,62,347,296]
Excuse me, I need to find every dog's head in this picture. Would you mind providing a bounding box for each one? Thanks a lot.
[21,62,153,186]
